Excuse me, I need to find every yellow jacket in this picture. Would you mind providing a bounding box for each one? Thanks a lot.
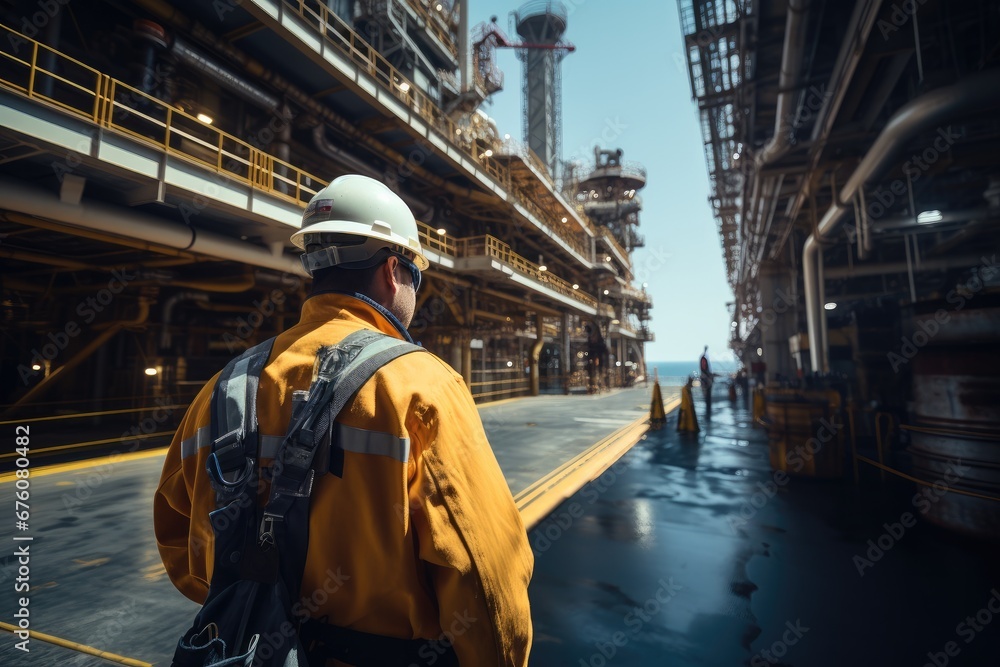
[154,293,533,666]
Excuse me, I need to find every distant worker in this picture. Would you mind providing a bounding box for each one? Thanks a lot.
[154,175,533,666]
[699,345,715,414]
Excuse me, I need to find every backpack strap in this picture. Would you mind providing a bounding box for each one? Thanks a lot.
[206,337,276,506]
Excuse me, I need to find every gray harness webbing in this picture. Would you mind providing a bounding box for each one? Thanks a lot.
[207,329,424,512]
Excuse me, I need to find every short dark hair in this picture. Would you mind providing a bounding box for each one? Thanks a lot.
[311,263,383,297]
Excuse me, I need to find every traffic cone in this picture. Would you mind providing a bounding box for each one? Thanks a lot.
[677,381,699,432]
[650,381,666,430]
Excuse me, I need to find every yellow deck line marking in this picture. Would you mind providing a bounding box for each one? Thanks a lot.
[0,448,168,484]
[515,396,682,531]
[476,394,531,408]
[0,622,152,667]
[0,391,676,667]
[0,404,189,425]
[0,431,175,460]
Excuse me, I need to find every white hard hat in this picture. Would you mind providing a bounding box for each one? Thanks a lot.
[292,174,429,273]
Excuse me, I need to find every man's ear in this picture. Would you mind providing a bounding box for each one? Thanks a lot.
[382,255,401,295]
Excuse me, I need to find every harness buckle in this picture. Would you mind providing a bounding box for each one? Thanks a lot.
[258,514,280,550]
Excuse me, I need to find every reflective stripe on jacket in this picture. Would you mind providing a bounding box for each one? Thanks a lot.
[154,292,533,666]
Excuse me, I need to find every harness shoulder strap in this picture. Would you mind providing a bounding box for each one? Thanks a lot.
[206,337,276,506]
[259,329,424,544]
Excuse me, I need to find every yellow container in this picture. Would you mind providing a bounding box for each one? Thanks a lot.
[764,388,844,478]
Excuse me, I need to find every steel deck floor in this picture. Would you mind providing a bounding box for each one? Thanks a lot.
[0,386,668,666]
[527,391,1000,667]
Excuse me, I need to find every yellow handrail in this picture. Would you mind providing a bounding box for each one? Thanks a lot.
[403,0,459,56]
[458,235,599,310]
[0,23,324,207]
[0,20,593,267]
[276,2,591,259]
[417,221,457,256]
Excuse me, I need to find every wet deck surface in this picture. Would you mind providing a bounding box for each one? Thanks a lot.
[528,390,1000,666]
[0,386,668,666]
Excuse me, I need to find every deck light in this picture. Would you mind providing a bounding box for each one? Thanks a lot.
[611,319,620,324]
[917,210,943,224]
[824,302,837,310]
[572,284,579,289]
[196,113,214,125]
[399,82,410,93]
[484,149,493,157]
[756,347,763,356]
[145,367,158,376]
[561,217,568,223]
[603,289,609,295]
[436,228,446,235]
[31,364,41,371]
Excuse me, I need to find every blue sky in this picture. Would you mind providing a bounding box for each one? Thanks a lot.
[469,0,737,364]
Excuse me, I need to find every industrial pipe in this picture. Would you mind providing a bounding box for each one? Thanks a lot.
[160,292,209,350]
[823,253,990,279]
[803,69,1000,372]
[311,124,383,180]
[170,36,281,111]
[2,299,151,417]
[769,0,886,261]
[755,0,808,169]
[0,176,307,277]
[746,0,807,281]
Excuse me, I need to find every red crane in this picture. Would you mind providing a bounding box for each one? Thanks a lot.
[472,17,575,94]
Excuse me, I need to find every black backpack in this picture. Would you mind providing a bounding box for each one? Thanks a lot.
[170,329,448,667]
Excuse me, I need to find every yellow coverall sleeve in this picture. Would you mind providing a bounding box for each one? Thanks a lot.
[408,370,534,667]
[153,382,215,604]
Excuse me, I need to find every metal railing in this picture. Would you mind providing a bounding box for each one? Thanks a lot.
[0,24,324,207]
[457,235,599,310]
[0,20,593,271]
[277,2,591,261]
[417,221,457,256]
[598,228,629,263]
[501,137,552,181]
[470,368,530,400]
[402,0,458,56]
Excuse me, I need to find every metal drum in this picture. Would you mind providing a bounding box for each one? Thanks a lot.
[764,387,844,478]
[908,304,1000,540]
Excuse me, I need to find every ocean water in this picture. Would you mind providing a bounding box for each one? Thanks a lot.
[646,360,739,386]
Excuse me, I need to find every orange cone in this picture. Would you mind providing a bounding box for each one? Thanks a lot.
[650,381,666,430]
[677,381,699,432]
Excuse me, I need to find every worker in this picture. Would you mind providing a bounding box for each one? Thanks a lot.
[154,175,533,666]
[699,345,714,415]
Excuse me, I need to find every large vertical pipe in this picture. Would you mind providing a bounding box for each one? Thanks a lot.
[561,312,571,394]
[458,0,469,91]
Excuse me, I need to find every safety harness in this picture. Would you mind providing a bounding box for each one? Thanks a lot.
[171,329,458,667]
